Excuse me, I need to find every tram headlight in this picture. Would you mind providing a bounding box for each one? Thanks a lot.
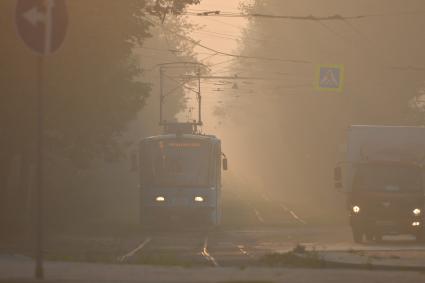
[413,208,421,216]
[352,205,360,214]
[194,196,204,202]
[155,196,165,202]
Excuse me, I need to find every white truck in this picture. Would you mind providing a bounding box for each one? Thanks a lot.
[334,125,425,243]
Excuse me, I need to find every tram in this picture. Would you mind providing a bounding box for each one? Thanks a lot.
[138,123,227,227]
[136,63,227,227]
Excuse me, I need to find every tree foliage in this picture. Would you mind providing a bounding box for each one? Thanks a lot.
[0,0,201,232]
[227,0,425,217]
[147,0,201,21]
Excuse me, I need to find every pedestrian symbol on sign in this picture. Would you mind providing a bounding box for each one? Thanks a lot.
[316,64,344,92]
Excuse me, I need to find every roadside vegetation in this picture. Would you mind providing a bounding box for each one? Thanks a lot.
[0,0,202,241]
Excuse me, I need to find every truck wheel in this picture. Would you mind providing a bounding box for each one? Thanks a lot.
[352,228,363,243]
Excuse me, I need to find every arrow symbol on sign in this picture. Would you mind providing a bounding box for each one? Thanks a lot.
[23,7,46,26]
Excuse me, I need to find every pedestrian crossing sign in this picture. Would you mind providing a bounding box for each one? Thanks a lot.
[316,64,344,92]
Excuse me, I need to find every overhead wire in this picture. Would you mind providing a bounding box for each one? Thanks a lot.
[317,16,425,72]
[142,15,312,65]
[186,8,425,72]
[143,7,425,105]
[193,8,425,73]
[197,15,247,31]
[183,10,425,20]
[144,8,425,73]
[184,11,371,20]
[208,58,239,68]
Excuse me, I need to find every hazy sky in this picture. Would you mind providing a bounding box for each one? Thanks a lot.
[181,0,249,129]
[189,0,249,65]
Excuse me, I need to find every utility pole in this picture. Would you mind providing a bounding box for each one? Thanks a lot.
[159,66,164,125]
[197,66,202,125]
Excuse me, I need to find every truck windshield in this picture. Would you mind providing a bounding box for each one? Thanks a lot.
[353,164,422,193]
[142,139,211,188]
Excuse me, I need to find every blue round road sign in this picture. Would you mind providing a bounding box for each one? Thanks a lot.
[16,0,68,55]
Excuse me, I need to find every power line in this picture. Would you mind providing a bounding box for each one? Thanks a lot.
[389,66,425,72]
[199,52,219,62]
[192,30,243,42]
[208,58,239,67]
[139,46,228,58]
[316,20,355,45]
[139,46,183,53]
[189,12,309,50]
[184,11,370,20]
[183,10,425,20]
[198,8,425,74]
[143,16,312,65]
[170,75,283,81]
[192,28,272,44]
[312,17,425,73]
[197,15,247,31]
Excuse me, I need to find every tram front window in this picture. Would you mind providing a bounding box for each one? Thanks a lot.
[144,140,210,188]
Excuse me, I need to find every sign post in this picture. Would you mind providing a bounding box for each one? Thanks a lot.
[15,0,68,279]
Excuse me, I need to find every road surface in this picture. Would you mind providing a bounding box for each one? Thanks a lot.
[2,192,425,282]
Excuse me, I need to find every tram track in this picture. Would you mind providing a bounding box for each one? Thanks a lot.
[201,235,219,267]
[253,208,265,224]
[119,231,220,266]
[83,225,359,268]
[236,244,254,258]
[115,189,306,267]
[227,188,307,226]
[279,203,307,225]
[260,192,307,225]
[118,237,152,263]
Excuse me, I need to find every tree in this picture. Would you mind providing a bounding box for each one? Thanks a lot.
[0,0,201,233]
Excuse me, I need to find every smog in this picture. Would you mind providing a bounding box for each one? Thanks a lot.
[1,0,425,282]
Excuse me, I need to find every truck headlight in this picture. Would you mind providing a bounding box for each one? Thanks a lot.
[352,205,360,214]
[155,196,165,202]
[413,208,421,216]
[194,196,204,202]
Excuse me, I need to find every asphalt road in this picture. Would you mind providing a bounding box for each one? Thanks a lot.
[116,225,425,267]
[1,253,425,283]
[2,223,425,283]
[2,191,425,282]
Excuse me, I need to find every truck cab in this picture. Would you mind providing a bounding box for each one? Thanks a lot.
[337,161,424,242]
[334,125,425,243]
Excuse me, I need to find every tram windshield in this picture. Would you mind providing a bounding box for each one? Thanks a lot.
[142,139,211,188]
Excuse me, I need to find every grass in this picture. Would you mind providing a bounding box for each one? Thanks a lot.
[260,245,327,268]
[261,245,421,271]
[133,252,199,267]
[45,252,118,263]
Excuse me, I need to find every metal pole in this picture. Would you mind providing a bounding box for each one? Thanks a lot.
[197,67,202,125]
[35,56,44,280]
[159,67,164,125]
[34,1,54,278]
